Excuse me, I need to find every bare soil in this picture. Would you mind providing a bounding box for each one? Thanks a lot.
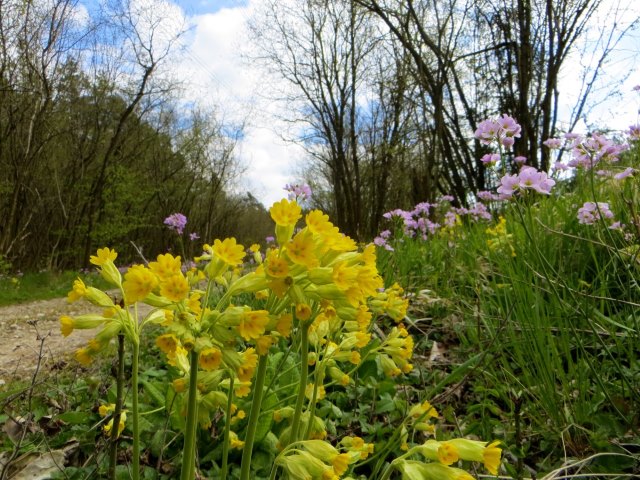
[0,297,107,382]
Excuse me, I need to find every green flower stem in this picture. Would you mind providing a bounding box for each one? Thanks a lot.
[220,375,234,479]
[180,350,200,480]
[131,340,140,480]
[108,334,126,480]
[288,322,310,444]
[239,354,269,480]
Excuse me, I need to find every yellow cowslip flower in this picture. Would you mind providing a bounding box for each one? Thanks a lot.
[275,313,293,337]
[60,316,74,337]
[264,249,290,278]
[332,262,358,291]
[173,378,187,393]
[355,305,372,331]
[103,411,127,438]
[409,401,439,421]
[229,431,245,450]
[90,247,117,266]
[445,439,502,475]
[436,441,459,465]
[268,277,290,298]
[199,347,222,371]
[187,293,202,316]
[305,383,326,402]
[67,278,87,303]
[213,237,245,266]
[361,243,377,267]
[340,436,374,460]
[75,347,92,366]
[238,309,269,341]
[270,198,302,227]
[159,273,189,302]
[156,333,180,354]
[149,253,182,281]
[256,335,275,355]
[234,380,251,398]
[295,303,312,321]
[237,348,258,382]
[286,229,318,269]
[123,264,158,304]
[306,210,333,235]
[396,460,474,480]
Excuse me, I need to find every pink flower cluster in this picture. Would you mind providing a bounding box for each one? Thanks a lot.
[284,183,313,208]
[577,202,615,226]
[475,114,522,148]
[567,133,628,169]
[164,213,187,235]
[629,125,640,141]
[497,166,555,198]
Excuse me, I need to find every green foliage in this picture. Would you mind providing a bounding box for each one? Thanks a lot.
[0,270,110,306]
[376,142,640,476]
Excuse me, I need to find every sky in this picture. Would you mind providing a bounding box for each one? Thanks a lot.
[78,0,640,206]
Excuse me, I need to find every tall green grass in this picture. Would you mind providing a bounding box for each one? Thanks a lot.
[377,145,640,475]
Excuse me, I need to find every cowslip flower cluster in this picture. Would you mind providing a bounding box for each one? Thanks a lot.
[475,114,521,148]
[62,197,505,479]
[497,166,555,198]
[164,212,187,235]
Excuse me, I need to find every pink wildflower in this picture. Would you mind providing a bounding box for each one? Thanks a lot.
[514,156,527,164]
[543,138,563,149]
[164,213,187,235]
[517,166,555,194]
[577,202,614,225]
[614,167,635,180]
[497,174,520,198]
[481,153,500,166]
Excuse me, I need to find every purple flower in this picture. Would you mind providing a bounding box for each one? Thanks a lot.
[164,213,187,235]
[284,183,313,208]
[543,138,563,149]
[632,85,640,91]
[553,161,569,172]
[189,232,200,241]
[614,167,635,180]
[514,156,527,165]
[373,236,394,251]
[477,190,497,202]
[628,125,640,141]
[440,195,454,202]
[265,236,275,244]
[380,229,392,239]
[577,202,614,225]
[475,114,521,147]
[517,166,555,194]
[475,119,501,145]
[481,153,500,166]
[497,174,520,198]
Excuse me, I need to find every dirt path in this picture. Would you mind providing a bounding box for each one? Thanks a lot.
[0,297,110,382]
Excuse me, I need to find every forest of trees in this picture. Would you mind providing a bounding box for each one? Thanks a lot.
[1,0,636,271]
[0,0,273,272]
[249,0,637,238]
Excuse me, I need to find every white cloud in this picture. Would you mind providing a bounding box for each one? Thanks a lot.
[168,0,306,207]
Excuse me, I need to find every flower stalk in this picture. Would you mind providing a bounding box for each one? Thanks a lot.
[239,354,269,480]
[180,350,200,480]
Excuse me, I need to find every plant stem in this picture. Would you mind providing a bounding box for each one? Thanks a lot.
[288,322,309,444]
[108,334,126,480]
[239,354,269,480]
[220,375,234,479]
[131,340,140,480]
[180,350,200,480]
